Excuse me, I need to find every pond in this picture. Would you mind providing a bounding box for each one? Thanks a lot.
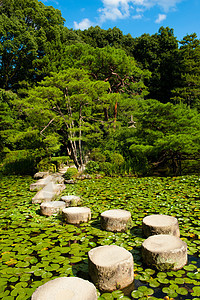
[0,174,199,299]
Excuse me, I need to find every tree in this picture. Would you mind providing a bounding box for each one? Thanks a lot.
[21,68,116,169]
[62,44,150,126]
[131,100,200,175]
[0,0,66,90]
[132,27,180,103]
[171,33,200,110]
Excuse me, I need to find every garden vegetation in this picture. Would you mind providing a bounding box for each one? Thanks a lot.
[0,0,200,176]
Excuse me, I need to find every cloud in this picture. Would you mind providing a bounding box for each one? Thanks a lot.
[98,0,130,23]
[73,18,94,30]
[97,0,183,23]
[155,13,166,23]
[132,14,143,19]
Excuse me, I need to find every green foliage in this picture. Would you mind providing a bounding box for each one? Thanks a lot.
[0,0,66,90]
[64,167,78,180]
[99,162,113,176]
[85,161,100,174]
[1,150,36,175]
[110,153,124,167]
[36,158,56,173]
[51,156,71,170]
[171,33,200,110]
[89,148,106,162]
[1,0,200,177]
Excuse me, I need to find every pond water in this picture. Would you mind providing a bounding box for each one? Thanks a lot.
[0,175,199,299]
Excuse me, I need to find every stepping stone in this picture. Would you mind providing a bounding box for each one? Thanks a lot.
[61,195,81,207]
[142,214,180,237]
[32,182,65,204]
[58,166,69,175]
[30,175,53,191]
[51,173,65,184]
[101,209,132,232]
[31,276,97,300]
[34,171,49,179]
[88,245,134,292]
[40,201,66,216]
[63,207,91,224]
[142,234,187,271]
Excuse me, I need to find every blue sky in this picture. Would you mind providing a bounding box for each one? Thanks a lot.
[41,0,200,41]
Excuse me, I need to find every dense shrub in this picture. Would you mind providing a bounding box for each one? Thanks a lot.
[99,162,113,176]
[64,167,78,180]
[36,158,56,173]
[110,153,124,167]
[85,161,100,174]
[51,156,71,170]
[89,148,106,162]
[1,150,36,175]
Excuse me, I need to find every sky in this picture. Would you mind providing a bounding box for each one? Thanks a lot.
[41,0,200,41]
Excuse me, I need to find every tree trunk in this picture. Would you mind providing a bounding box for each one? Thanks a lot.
[78,106,84,169]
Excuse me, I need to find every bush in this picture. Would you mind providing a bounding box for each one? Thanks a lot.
[37,158,56,173]
[99,162,113,176]
[1,150,36,175]
[110,153,125,167]
[85,161,100,174]
[51,156,71,171]
[90,148,106,162]
[64,167,78,180]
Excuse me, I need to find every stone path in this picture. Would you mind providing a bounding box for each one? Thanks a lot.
[101,209,132,232]
[40,201,66,216]
[63,207,91,224]
[88,245,134,292]
[142,214,180,237]
[31,277,97,300]
[142,234,187,270]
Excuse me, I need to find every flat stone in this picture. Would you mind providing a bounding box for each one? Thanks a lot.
[31,277,97,300]
[51,173,65,184]
[30,175,53,191]
[142,234,187,270]
[32,182,65,204]
[88,245,134,292]
[142,214,180,237]
[61,195,81,207]
[34,171,49,179]
[40,201,66,216]
[101,209,132,232]
[63,207,91,224]
[58,166,69,175]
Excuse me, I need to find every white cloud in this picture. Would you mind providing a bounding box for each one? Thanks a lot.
[99,0,130,23]
[155,13,166,23]
[73,18,94,30]
[97,0,183,23]
[132,14,143,19]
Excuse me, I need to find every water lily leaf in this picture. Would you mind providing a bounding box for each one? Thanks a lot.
[191,286,200,297]
[149,279,160,288]
[101,293,113,299]
[111,290,124,298]
[131,290,144,298]
[184,264,197,271]
[176,287,188,295]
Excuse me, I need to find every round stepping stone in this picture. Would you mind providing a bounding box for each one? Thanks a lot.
[63,207,91,224]
[40,201,66,216]
[142,234,187,271]
[31,277,97,300]
[142,214,180,237]
[88,245,134,292]
[61,195,81,207]
[101,209,132,232]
